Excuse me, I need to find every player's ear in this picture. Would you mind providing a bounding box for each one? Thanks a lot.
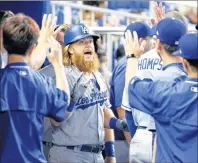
[68,46,74,54]
[181,58,189,73]
[156,39,161,53]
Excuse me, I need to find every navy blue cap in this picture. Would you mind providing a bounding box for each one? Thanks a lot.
[173,33,198,59]
[125,21,153,38]
[64,23,99,46]
[156,18,187,46]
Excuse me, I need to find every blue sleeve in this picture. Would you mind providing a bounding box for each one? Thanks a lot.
[127,77,156,115]
[110,63,126,109]
[125,111,137,137]
[128,77,175,115]
[44,76,68,122]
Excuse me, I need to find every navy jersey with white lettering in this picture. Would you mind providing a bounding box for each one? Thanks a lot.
[0,62,68,163]
[128,76,197,163]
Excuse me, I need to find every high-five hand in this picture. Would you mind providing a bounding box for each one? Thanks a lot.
[38,14,58,44]
[31,14,58,70]
[47,36,63,66]
[123,30,146,58]
[151,2,165,26]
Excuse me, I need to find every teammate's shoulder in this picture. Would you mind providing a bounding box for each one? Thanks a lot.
[174,75,187,82]
[38,64,55,78]
[117,56,127,67]
[113,56,127,73]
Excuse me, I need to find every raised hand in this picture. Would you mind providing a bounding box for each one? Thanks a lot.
[123,30,146,58]
[38,14,57,44]
[151,2,165,26]
[54,24,72,38]
[31,14,59,70]
[47,36,63,66]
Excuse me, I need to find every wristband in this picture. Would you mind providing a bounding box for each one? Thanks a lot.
[109,117,118,129]
[105,141,115,157]
[67,100,76,112]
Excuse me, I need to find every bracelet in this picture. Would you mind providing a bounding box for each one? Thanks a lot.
[105,141,115,157]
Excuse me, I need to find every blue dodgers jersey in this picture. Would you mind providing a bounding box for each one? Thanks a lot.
[110,56,126,109]
[128,76,198,163]
[0,62,68,163]
[110,56,137,139]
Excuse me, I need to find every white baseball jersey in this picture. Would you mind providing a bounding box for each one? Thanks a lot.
[122,49,163,129]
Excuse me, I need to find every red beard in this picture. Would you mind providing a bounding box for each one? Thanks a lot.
[72,53,99,73]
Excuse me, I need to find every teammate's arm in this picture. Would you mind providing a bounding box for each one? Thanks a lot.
[128,77,174,114]
[47,38,70,105]
[45,36,70,125]
[30,14,56,70]
[117,107,131,143]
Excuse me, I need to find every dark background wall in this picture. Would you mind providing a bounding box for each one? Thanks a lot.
[0,1,51,27]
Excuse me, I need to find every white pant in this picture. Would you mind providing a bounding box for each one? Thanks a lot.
[115,140,129,163]
[130,129,155,163]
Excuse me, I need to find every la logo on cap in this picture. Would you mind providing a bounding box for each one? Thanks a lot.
[81,26,89,34]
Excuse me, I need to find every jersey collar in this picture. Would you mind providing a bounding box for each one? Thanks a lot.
[162,62,183,71]
[6,62,29,68]
[185,77,198,84]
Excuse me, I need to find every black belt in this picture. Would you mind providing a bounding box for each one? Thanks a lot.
[137,126,156,132]
[43,141,104,153]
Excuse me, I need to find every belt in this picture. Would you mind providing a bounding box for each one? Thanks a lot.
[137,126,156,132]
[43,141,104,153]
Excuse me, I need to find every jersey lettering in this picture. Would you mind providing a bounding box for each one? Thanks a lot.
[138,58,163,70]
[75,90,108,110]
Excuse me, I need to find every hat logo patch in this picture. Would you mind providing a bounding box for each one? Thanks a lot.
[175,41,179,45]
[81,26,89,34]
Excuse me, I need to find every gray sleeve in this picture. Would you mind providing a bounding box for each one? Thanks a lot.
[38,64,56,80]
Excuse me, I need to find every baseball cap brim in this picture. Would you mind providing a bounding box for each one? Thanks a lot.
[65,34,99,46]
